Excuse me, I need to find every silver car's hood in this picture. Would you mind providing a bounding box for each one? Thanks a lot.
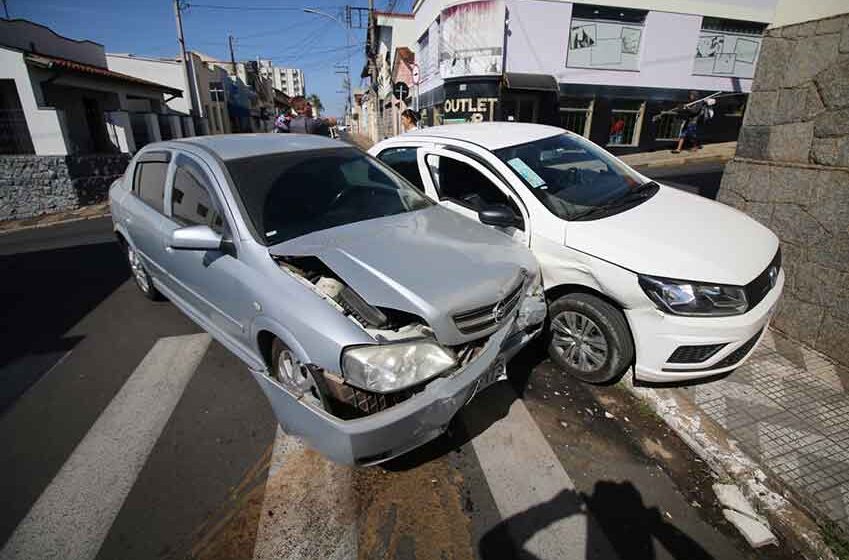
[268,206,535,343]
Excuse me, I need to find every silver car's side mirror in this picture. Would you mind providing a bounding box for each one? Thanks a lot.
[170,225,222,251]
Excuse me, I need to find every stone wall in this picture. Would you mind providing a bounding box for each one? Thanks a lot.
[0,154,130,221]
[718,13,849,367]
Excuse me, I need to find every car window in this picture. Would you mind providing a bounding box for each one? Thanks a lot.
[224,147,432,245]
[493,133,655,221]
[425,154,521,216]
[133,161,168,213]
[171,156,226,233]
[377,147,425,190]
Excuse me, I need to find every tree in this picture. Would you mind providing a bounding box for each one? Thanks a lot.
[306,94,324,117]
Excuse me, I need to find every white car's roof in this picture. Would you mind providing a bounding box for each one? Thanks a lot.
[402,122,564,150]
[174,133,345,160]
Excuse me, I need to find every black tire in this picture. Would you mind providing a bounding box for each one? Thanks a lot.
[125,242,162,301]
[270,338,333,412]
[547,293,634,384]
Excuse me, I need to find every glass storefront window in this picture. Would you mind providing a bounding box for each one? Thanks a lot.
[607,100,644,147]
[559,97,593,137]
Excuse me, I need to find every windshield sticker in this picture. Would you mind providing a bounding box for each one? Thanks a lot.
[265,230,278,237]
[506,158,546,189]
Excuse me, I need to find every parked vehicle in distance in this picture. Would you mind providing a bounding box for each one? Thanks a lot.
[370,123,783,384]
[109,134,546,465]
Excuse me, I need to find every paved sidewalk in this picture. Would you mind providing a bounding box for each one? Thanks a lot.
[0,202,110,235]
[682,329,849,535]
[620,141,736,169]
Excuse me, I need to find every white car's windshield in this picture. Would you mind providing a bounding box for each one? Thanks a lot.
[493,133,658,221]
[225,147,432,245]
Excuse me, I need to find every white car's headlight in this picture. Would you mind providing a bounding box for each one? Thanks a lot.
[341,340,457,393]
[638,275,748,316]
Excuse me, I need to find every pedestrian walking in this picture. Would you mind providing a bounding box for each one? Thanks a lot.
[401,108,419,133]
[287,96,331,137]
[609,117,625,145]
[672,91,703,153]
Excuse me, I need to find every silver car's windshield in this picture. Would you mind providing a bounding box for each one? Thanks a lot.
[493,133,657,221]
[225,147,432,245]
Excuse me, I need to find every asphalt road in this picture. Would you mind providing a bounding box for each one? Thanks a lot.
[0,174,791,560]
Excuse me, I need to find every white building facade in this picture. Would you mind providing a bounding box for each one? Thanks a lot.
[409,0,780,153]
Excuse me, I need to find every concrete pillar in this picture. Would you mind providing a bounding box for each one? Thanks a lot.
[182,117,195,137]
[106,110,135,153]
[143,113,162,143]
[168,114,183,138]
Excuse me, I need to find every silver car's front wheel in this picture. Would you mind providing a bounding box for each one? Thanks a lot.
[271,339,330,410]
[126,243,161,301]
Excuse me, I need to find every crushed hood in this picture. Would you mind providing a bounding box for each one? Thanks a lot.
[268,206,536,343]
[567,186,779,285]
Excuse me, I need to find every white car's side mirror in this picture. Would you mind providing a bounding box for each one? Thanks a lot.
[170,225,222,251]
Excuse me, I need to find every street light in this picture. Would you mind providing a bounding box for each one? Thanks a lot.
[303,8,354,124]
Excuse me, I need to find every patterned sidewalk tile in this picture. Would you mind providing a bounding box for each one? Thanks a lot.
[684,328,849,533]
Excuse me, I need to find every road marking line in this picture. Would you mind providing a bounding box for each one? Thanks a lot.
[252,427,357,560]
[0,333,211,560]
[469,396,596,559]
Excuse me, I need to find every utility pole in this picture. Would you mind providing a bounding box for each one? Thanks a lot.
[1,0,9,19]
[228,34,237,74]
[367,0,382,140]
[174,0,201,118]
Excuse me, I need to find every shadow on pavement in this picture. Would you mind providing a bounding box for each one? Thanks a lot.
[479,481,715,560]
[0,241,128,412]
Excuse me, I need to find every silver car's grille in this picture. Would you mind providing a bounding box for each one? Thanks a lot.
[453,275,525,335]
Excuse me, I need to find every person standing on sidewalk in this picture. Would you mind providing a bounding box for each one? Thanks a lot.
[288,96,330,136]
[401,109,419,133]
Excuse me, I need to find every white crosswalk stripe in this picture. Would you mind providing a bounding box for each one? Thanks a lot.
[0,334,211,560]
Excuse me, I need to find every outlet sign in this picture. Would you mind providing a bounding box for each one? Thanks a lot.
[443,97,498,122]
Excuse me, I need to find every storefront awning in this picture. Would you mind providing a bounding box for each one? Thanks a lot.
[504,73,558,92]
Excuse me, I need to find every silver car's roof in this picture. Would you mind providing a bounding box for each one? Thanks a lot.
[403,122,564,150]
[173,133,346,160]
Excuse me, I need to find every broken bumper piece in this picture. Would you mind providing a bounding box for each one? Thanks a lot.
[250,316,533,466]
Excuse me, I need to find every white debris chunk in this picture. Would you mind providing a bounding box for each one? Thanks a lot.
[560,421,568,428]
[713,483,760,520]
[604,411,615,419]
[722,510,778,548]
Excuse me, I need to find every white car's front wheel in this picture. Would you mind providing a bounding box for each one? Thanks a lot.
[547,293,634,384]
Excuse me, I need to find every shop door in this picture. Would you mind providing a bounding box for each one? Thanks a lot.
[501,94,539,123]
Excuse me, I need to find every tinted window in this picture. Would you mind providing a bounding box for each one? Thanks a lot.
[427,155,520,215]
[133,161,168,212]
[377,147,425,189]
[494,133,655,221]
[224,148,432,245]
[171,158,225,233]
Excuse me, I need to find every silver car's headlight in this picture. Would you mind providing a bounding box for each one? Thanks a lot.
[638,275,748,316]
[341,340,457,393]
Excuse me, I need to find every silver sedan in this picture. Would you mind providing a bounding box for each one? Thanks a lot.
[109,134,546,465]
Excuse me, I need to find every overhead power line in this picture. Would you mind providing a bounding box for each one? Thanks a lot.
[185,3,307,11]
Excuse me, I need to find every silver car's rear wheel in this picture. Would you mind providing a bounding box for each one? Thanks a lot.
[126,243,161,301]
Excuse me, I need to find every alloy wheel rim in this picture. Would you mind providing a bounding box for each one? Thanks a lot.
[127,246,150,293]
[276,350,320,404]
[551,311,608,372]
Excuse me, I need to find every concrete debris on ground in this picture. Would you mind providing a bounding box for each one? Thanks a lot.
[0,201,110,234]
[713,483,778,548]
[723,510,779,548]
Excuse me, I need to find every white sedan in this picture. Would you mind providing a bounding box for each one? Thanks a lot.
[370,123,783,383]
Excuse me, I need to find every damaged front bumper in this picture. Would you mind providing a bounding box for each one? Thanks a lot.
[250,314,543,466]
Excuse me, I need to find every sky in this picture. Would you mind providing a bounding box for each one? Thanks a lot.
[9,0,413,118]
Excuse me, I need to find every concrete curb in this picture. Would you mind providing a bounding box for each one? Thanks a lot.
[623,377,838,560]
[0,209,111,236]
[628,155,733,169]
